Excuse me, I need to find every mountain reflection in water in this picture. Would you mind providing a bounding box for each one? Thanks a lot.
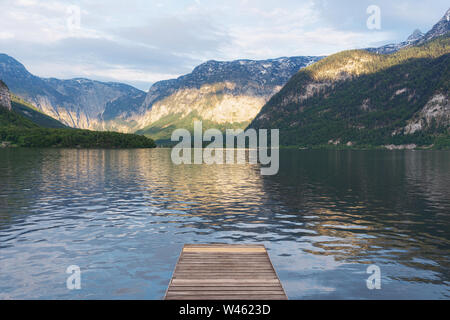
[0,149,449,299]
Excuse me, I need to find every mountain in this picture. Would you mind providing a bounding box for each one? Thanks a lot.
[249,35,449,148]
[407,29,425,43]
[0,82,155,148]
[11,94,67,129]
[0,54,145,129]
[367,8,449,54]
[131,56,323,141]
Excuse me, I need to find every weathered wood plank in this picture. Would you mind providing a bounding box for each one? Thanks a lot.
[165,244,287,300]
[171,279,281,284]
[166,295,288,300]
[166,291,285,295]
[183,246,266,249]
[173,274,277,277]
[183,248,266,253]
[171,283,281,287]
[168,286,283,291]
[175,269,274,272]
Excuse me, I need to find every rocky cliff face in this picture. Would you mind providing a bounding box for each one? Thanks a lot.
[403,94,449,135]
[0,80,11,110]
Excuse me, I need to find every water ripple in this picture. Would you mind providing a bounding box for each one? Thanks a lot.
[0,148,449,299]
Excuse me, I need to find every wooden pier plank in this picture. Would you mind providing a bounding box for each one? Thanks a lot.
[165,244,287,300]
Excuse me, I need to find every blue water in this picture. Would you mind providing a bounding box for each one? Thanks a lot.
[0,148,449,299]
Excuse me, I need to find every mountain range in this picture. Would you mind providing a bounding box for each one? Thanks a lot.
[1,8,449,148]
[0,54,322,141]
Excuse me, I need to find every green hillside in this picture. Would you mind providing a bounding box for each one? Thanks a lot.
[11,95,67,129]
[249,35,450,149]
[0,126,156,148]
[0,104,38,128]
[136,110,248,143]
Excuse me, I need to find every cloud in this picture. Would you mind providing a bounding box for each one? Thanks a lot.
[220,1,394,58]
[0,0,448,91]
[313,0,450,38]
[0,32,15,40]
[0,0,203,90]
[115,15,230,58]
[224,26,394,58]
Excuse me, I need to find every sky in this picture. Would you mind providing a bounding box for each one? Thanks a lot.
[0,0,448,91]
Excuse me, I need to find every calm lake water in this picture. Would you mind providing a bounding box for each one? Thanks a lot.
[0,148,449,299]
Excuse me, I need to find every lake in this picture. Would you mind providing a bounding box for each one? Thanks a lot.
[0,148,449,299]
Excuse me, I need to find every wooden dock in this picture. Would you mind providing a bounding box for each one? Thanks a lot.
[165,244,287,300]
